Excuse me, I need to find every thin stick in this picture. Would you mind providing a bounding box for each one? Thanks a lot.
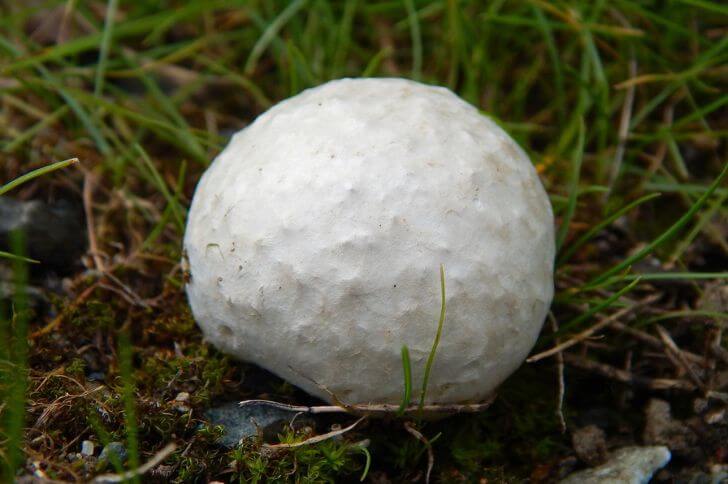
[528,295,658,362]
[419,264,446,412]
[564,353,695,391]
[404,422,434,484]
[608,321,709,366]
[548,313,566,433]
[90,442,176,483]
[605,13,637,198]
[263,417,365,450]
[710,327,728,365]
[655,325,707,391]
[83,171,106,273]
[30,282,99,339]
[238,397,496,417]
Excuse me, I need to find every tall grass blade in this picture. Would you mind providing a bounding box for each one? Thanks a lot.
[418,265,446,413]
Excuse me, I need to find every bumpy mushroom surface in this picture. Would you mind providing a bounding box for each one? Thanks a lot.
[184,78,554,405]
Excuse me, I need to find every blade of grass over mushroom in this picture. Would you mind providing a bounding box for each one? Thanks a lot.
[398,345,413,416]
[0,158,79,196]
[418,265,447,413]
[587,162,728,288]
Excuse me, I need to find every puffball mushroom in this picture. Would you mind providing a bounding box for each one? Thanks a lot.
[184,78,554,405]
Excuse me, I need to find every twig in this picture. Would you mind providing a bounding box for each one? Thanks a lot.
[263,417,365,451]
[548,313,567,433]
[564,353,695,391]
[285,363,495,416]
[286,366,356,412]
[709,326,728,365]
[30,282,100,339]
[83,171,106,273]
[90,442,176,483]
[606,45,637,197]
[528,295,658,362]
[238,397,496,417]
[655,325,707,391]
[404,422,434,484]
[607,320,709,366]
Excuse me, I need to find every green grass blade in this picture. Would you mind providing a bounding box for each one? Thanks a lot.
[555,277,641,337]
[555,117,585,251]
[0,158,79,196]
[245,0,309,75]
[94,0,119,98]
[398,345,412,416]
[587,162,728,288]
[0,233,30,480]
[133,143,187,233]
[357,445,372,482]
[557,192,661,266]
[0,251,39,264]
[403,0,423,80]
[418,265,446,413]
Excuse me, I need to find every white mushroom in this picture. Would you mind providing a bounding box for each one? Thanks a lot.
[184,78,554,405]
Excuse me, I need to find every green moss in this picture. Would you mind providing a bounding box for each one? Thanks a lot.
[228,426,363,483]
[139,342,234,406]
[65,358,86,378]
[70,300,117,334]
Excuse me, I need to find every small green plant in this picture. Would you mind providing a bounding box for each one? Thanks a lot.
[398,264,447,414]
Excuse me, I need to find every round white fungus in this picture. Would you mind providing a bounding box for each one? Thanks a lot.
[184,78,554,405]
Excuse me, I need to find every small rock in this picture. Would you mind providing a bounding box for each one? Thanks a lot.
[0,197,85,274]
[205,401,315,448]
[87,372,106,382]
[560,446,671,484]
[173,391,191,412]
[572,425,608,466]
[705,407,726,425]
[98,441,127,468]
[80,440,95,456]
[698,282,728,313]
[644,399,699,460]
[693,398,709,414]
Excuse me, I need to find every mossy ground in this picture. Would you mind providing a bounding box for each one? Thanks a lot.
[1,0,727,482]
